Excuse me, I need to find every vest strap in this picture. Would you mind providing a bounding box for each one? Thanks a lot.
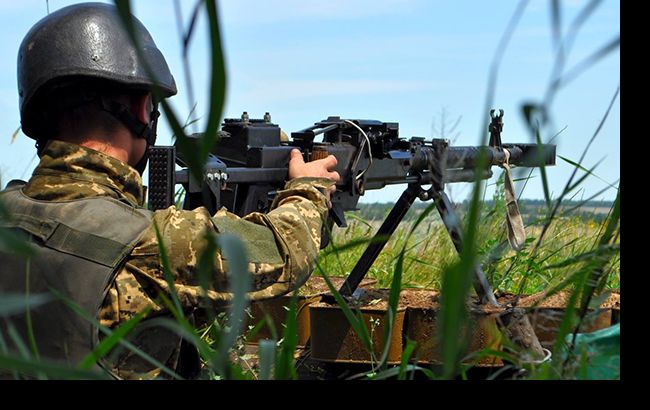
[2,213,138,268]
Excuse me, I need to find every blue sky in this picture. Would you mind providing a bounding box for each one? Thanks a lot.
[0,0,620,204]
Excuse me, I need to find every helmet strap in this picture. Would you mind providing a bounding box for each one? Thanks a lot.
[99,97,160,175]
[99,97,158,146]
[132,145,150,175]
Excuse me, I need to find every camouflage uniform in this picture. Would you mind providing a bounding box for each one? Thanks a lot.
[21,139,332,379]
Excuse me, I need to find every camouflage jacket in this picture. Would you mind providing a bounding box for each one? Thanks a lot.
[21,140,332,379]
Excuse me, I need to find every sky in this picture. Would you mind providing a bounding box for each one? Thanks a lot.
[0,0,620,204]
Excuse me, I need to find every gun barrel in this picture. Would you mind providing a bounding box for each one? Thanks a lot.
[445,143,556,169]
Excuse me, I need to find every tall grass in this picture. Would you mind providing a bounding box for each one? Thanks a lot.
[319,189,619,297]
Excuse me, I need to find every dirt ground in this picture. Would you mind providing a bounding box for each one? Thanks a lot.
[494,288,620,309]
[313,286,619,312]
[291,276,378,297]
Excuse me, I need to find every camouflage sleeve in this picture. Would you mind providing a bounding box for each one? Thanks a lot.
[234,177,333,299]
[123,177,332,317]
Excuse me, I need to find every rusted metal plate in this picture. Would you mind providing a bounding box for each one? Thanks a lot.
[405,307,503,367]
[398,288,502,367]
[527,308,612,349]
[248,296,318,347]
[246,277,378,347]
[310,304,406,364]
[518,290,619,349]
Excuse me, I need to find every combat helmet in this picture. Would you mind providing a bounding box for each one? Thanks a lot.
[17,2,176,149]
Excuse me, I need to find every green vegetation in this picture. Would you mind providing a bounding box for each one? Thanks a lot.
[318,178,620,295]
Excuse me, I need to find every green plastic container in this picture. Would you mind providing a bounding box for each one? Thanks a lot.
[563,323,620,380]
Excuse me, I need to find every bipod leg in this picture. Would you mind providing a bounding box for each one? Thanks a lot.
[338,184,421,298]
[430,189,498,306]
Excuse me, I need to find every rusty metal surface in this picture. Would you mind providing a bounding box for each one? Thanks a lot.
[405,307,503,367]
[247,296,318,347]
[310,305,406,364]
[246,277,378,347]
[527,308,613,349]
[246,282,618,367]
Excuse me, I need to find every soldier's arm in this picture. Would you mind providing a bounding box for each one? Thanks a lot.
[234,176,334,295]
[120,150,338,315]
[218,150,339,298]
[122,178,333,310]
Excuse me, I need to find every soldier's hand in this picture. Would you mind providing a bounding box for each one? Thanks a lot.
[288,149,340,206]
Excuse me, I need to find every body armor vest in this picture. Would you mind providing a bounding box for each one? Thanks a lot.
[0,182,152,375]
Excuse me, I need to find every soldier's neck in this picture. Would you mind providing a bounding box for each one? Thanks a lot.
[57,130,133,165]
[79,140,129,164]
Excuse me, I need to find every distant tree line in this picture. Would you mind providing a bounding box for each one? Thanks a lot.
[352,199,614,224]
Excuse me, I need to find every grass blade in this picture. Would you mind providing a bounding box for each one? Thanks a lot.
[274,294,298,380]
[258,339,276,380]
[316,263,373,355]
[398,338,418,380]
[173,0,199,135]
[555,37,619,90]
[152,220,183,315]
[214,234,252,378]
[0,353,108,380]
[0,294,52,316]
[371,363,434,380]
[0,218,38,258]
[114,0,227,187]
[378,203,437,368]
[550,0,562,52]
[201,0,227,159]
[558,155,618,191]
[79,306,152,370]
[23,259,39,360]
[48,287,183,379]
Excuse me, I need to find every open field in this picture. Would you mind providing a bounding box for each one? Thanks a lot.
[318,200,620,295]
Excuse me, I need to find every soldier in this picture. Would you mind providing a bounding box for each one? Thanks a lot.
[0,3,339,379]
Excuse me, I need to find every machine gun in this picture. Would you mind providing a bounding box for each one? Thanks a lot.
[148,110,555,308]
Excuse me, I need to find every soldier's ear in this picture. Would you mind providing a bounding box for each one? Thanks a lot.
[132,92,153,124]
